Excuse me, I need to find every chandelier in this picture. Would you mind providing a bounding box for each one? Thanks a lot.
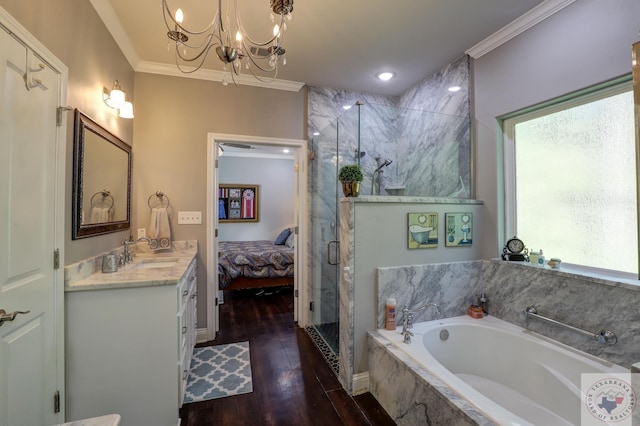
[162,0,294,86]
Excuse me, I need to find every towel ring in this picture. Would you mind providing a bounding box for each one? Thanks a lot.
[148,191,170,209]
[90,189,114,210]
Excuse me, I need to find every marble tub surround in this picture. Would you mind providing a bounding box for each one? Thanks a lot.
[376,258,640,369]
[368,332,493,426]
[479,260,640,369]
[64,240,197,292]
[377,260,484,328]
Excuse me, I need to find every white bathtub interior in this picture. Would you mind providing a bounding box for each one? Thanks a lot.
[376,315,628,426]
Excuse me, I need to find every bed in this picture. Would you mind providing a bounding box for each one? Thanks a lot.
[218,239,295,290]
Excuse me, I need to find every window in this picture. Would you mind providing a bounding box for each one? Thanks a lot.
[503,80,637,276]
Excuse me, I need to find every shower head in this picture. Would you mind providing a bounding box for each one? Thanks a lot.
[374,158,393,172]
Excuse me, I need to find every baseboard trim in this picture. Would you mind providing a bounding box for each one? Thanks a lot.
[352,372,369,395]
[196,328,209,344]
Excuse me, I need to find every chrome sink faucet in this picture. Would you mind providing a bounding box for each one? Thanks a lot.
[122,238,136,264]
[121,237,154,265]
[401,303,441,343]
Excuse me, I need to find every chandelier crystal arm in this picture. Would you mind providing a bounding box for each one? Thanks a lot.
[174,44,220,73]
[162,0,218,37]
[233,1,287,47]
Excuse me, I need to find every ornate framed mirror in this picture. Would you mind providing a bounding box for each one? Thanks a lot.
[72,109,131,239]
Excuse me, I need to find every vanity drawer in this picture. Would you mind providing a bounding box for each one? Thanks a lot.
[178,307,188,354]
[178,259,196,308]
[178,348,191,407]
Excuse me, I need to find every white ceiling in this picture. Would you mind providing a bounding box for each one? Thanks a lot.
[94,0,574,96]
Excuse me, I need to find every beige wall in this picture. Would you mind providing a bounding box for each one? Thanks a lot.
[0,0,135,263]
[132,72,306,325]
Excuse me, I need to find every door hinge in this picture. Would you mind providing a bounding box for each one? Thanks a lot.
[215,297,218,306]
[56,106,72,126]
[294,289,298,298]
[309,301,314,312]
[215,228,218,238]
[53,249,60,270]
[54,390,60,413]
[294,226,299,234]
[215,159,219,168]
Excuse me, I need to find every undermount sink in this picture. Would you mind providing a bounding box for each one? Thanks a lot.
[134,257,180,269]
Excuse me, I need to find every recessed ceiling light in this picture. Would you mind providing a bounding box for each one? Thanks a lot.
[283,149,290,153]
[377,72,395,81]
[343,105,352,110]
[448,86,461,92]
[313,131,320,136]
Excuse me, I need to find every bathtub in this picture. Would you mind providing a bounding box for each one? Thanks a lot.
[372,315,628,425]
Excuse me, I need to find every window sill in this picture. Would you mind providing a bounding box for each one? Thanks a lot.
[492,259,640,292]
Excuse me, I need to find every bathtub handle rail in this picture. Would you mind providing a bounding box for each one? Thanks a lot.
[523,306,617,345]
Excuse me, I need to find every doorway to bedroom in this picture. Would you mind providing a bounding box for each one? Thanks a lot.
[206,134,308,340]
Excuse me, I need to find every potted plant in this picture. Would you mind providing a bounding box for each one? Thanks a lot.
[338,164,364,197]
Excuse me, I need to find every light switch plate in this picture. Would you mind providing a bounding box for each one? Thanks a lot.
[178,211,202,224]
[137,228,146,239]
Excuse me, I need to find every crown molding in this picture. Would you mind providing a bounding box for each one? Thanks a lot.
[465,0,576,59]
[90,0,304,92]
[89,0,140,70]
[136,61,305,92]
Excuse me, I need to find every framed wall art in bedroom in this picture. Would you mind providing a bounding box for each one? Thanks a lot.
[218,184,260,223]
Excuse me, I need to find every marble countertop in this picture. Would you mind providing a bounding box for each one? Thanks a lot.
[340,195,484,204]
[65,241,197,292]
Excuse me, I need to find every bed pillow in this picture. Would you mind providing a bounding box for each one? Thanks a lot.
[274,228,291,245]
[285,232,295,248]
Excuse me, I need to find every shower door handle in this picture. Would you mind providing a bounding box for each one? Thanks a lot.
[327,240,340,265]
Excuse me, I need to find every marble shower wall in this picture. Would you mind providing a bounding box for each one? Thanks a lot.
[307,55,471,198]
[307,56,471,329]
[397,55,471,197]
[376,260,640,368]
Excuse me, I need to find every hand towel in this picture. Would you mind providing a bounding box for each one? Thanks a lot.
[90,207,110,223]
[149,207,171,251]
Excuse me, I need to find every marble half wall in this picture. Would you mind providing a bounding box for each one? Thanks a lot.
[377,260,640,369]
[377,260,484,327]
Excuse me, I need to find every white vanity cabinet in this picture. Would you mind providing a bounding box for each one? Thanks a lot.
[65,256,197,426]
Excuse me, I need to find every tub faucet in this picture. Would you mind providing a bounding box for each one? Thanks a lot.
[401,303,441,343]
[400,307,414,343]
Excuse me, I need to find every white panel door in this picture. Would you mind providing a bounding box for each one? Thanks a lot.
[0,26,62,426]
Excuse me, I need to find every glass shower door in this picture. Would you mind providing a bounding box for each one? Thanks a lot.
[310,117,341,354]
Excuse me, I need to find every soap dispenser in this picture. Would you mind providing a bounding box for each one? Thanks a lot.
[538,249,545,267]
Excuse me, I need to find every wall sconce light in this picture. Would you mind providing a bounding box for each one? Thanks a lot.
[103,80,134,119]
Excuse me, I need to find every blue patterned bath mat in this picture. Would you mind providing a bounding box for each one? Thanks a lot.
[183,342,253,403]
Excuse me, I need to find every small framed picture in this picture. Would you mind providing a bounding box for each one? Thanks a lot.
[229,188,241,199]
[408,213,438,249]
[445,212,473,247]
[218,184,260,222]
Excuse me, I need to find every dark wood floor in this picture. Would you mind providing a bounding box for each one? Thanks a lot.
[179,286,395,425]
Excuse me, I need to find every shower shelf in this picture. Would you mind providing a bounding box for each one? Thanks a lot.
[385,185,406,190]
